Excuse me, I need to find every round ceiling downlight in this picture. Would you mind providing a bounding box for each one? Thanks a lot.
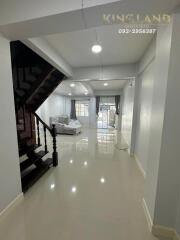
[91,44,102,54]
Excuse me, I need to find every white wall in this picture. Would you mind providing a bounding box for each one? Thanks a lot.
[134,37,156,174]
[176,191,180,235]
[121,79,135,147]
[135,62,155,173]
[0,35,22,212]
[153,13,180,230]
[114,13,180,234]
[144,24,172,223]
[36,93,71,125]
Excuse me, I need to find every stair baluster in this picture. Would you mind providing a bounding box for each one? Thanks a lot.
[36,118,41,146]
[44,125,48,154]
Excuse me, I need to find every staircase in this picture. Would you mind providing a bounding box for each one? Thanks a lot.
[11,41,66,192]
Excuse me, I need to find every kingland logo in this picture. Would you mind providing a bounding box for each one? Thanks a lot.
[103,14,171,25]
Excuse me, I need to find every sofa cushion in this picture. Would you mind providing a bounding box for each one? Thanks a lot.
[58,116,69,125]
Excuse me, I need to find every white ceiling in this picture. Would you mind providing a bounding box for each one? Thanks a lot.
[0,0,179,40]
[45,24,154,67]
[55,81,92,96]
[89,79,127,91]
[54,79,127,96]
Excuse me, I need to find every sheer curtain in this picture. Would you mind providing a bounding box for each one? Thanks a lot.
[70,100,77,119]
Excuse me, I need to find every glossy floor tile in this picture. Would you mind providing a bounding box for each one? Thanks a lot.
[0,129,157,240]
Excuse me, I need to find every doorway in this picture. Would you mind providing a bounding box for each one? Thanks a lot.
[97,103,116,129]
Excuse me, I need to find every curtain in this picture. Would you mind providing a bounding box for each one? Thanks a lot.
[70,100,77,119]
[96,96,100,115]
[115,95,120,115]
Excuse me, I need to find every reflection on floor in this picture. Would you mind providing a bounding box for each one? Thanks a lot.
[0,129,157,240]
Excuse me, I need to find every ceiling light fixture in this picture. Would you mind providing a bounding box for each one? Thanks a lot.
[100,178,106,183]
[92,44,102,54]
[70,83,75,87]
[50,184,55,189]
[104,83,108,86]
[68,93,72,96]
[71,186,77,193]
[84,91,88,95]
[84,161,88,166]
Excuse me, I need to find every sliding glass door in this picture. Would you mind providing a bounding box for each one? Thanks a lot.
[97,103,116,129]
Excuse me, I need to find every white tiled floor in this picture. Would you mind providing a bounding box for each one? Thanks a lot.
[0,129,157,240]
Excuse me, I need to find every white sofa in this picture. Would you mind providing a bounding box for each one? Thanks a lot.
[50,116,82,135]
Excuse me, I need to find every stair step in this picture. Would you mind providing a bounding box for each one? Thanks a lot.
[26,150,48,162]
[19,143,41,157]
[20,150,48,171]
[21,158,53,192]
[19,143,34,157]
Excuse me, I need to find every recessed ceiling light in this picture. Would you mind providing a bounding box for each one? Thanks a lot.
[100,178,106,183]
[70,83,75,87]
[104,83,108,86]
[69,159,73,164]
[50,184,55,189]
[84,92,88,95]
[71,186,77,193]
[84,161,88,166]
[91,44,102,54]
[68,93,72,96]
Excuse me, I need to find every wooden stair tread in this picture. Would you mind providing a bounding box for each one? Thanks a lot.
[20,150,48,171]
[21,158,53,192]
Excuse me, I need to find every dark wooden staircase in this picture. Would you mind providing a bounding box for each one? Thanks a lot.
[11,41,66,192]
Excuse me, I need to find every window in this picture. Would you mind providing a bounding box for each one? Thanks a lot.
[76,102,89,117]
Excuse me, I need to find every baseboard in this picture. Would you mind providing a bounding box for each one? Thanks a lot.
[174,231,180,240]
[152,225,180,240]
[134,154,146,178]
[142,199,180,240]
[0,193,24,218]
[142,198,153,232]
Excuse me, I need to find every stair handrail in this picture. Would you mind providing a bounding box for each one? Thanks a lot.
[33,112,52,133]
[33,111,58,167]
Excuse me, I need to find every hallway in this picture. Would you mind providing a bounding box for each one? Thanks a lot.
[0,129,157,240]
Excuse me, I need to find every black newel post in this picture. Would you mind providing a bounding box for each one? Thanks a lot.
[36,118,41,146]
[52,124,58,167]
[44,125,48,154]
